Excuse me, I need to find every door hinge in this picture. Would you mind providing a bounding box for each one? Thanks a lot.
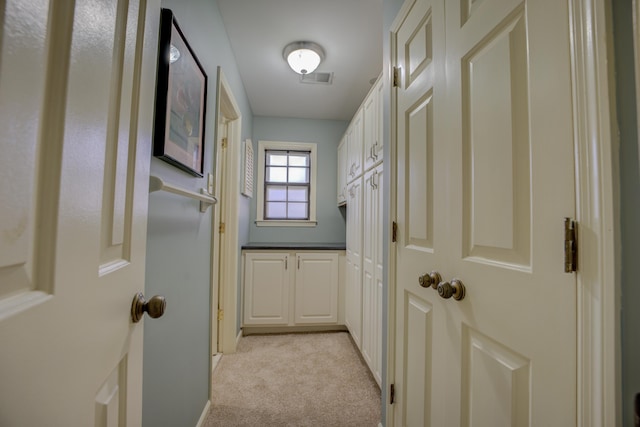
[392,221,398,242]
[217,309,224,321]
[392,67,400,87]
[219,222,225,233]
[221,137,228,148]
[564,217,577,273]
[390,384,395,404]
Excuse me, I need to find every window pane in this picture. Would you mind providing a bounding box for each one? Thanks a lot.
[288,187,308,202]
[266,185,287,201]
[266,152,288,166]
[266,166,287,182]
[289,153,310,166]
[289,167,309,183]
[266,202,286,218]
[288,202,308,219]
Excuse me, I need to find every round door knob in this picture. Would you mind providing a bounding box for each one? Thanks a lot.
[437,279,466,301]
[418,271,442,289]
[131,292,166,323]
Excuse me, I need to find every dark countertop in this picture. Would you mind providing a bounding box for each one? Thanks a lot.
[241,242,346,250]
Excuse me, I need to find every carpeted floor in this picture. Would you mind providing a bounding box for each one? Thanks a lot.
[204,332,381,426]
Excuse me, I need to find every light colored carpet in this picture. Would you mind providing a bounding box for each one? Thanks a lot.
[204,332,381,426]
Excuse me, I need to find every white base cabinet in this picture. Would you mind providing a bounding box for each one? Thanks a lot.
[243,252,290,325]
[243,250,345,329]
[295,253,339,324]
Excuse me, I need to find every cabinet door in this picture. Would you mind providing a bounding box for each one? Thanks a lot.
[337,137,347,205]
[345,179,363,348]
[243,253,290,325]
[363,88,377,172]
[294,253,339,324]
[373,164,384,385]
[374,78,384,162]
[362,169,376,369]
[347,108,364,183]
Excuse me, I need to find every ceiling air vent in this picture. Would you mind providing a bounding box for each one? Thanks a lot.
[300,72,333,85]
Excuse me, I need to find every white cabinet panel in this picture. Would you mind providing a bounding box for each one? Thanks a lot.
[362,164,383,386]
[337,136,347,205]
[347,108,364,183]
[364,75,383,172]
[345,178,363,348]
[295,253,339,324]
[243,252,290,325]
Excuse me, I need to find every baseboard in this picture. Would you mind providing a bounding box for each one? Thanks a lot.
[236,329,242,346]
[242,324,348,336]
[378,423,383,427]
[211,353,222,374]
[195,399,211,427]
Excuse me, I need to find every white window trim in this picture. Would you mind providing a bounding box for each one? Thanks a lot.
[255,140,317,227]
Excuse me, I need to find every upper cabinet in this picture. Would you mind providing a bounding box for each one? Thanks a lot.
[338,73,383,205]
[364,76,384,172]
[337,136,347,205]
[347,108,364,184]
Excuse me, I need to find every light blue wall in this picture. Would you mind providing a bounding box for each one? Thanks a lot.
[143,1,253,426]
[612,1,640,425]
[248,116,348,244]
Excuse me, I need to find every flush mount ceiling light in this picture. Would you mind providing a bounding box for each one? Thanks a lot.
[283,41,325,75]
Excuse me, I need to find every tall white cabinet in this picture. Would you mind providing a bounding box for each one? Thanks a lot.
[340,74,384,386]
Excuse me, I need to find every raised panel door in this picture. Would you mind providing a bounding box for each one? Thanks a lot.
[347,108,364,183]
[0,1,158,424]
[294,253,339,324]
[393,0,577,425]
[337,136,347,205]
[243,253,290,325]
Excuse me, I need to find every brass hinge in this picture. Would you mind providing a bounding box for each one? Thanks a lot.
[219,222,226,233]
[217,309,224,320]
[392,221,398,242]
[390,384,395,404]
[564,217,577,273]
[221,137,228,148]
[392,67,400,87]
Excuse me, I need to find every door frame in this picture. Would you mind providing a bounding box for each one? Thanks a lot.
[209,68,241,380]
[385,0,620,425]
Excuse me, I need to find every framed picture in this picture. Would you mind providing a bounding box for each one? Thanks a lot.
[153,8,207,177]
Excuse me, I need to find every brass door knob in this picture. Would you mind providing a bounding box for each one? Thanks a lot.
[131,292,166,323]
[437,279,466,301]
[418,271,442,289]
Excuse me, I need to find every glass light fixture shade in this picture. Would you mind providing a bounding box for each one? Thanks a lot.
[283,41,324,75]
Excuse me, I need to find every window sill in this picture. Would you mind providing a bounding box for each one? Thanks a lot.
[255,220,318,228]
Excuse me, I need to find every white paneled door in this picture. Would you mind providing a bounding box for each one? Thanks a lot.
[0,1,158,425]
[393,0,576,425]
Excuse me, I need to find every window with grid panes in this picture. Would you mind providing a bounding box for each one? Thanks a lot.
[264,150,310,220]
[256,140,317,227]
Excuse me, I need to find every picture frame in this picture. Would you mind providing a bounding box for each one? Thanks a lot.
[153,8,207,177]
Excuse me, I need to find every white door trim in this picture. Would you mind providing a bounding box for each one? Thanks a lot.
[385,0,620,425]
[210,68,241,375]
[569,0,621,425]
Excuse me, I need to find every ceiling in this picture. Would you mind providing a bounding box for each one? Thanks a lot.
[216,0,383,122]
